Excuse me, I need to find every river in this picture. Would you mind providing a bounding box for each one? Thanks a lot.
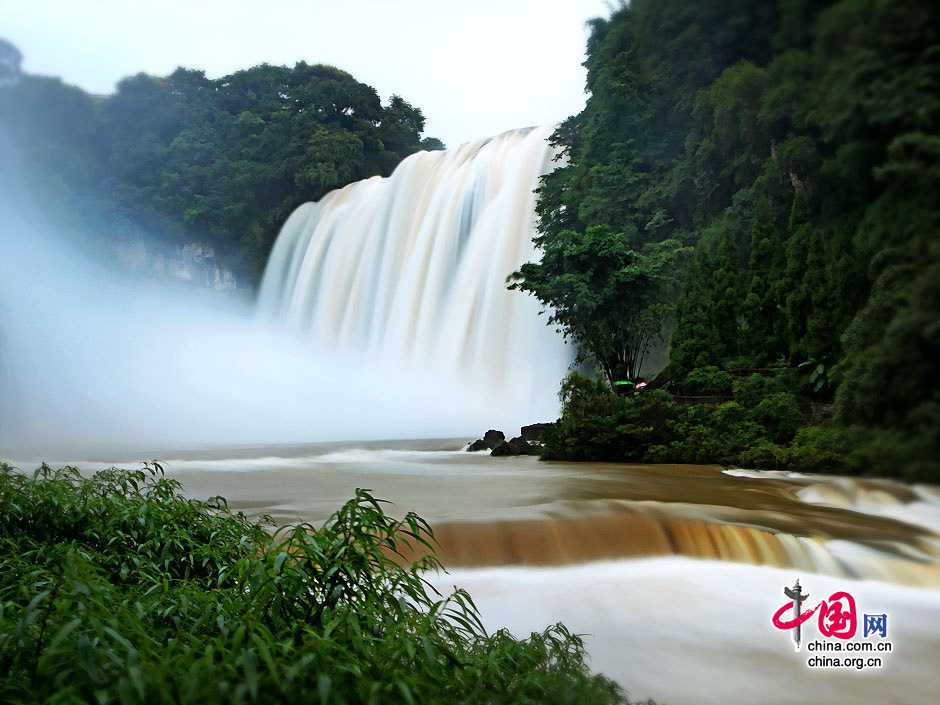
[23,438,940,705]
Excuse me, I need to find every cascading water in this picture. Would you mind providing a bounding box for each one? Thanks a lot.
[0,126,575,451]
[258,126,571,409]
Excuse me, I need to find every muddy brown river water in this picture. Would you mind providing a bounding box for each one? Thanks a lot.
[21,438,940,705]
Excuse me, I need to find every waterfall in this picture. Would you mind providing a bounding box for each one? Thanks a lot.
[258,126,571,412]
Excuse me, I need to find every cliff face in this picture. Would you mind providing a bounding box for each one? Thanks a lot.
[115,239,240,291]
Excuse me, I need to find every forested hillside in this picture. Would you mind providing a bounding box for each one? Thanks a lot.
[515,0,939,479]
[0,39,442,282]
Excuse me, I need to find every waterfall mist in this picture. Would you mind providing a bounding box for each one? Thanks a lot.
[0,128,570,456]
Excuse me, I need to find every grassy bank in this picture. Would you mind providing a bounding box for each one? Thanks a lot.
[0,462,631,704]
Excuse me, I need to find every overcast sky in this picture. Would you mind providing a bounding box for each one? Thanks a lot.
[3,0,611,147]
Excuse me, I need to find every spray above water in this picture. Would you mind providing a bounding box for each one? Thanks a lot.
[0,128,570,454]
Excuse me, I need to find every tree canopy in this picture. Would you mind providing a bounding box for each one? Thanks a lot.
[510,226,688,383]
[515,0,940,478]
[0,46,443,283]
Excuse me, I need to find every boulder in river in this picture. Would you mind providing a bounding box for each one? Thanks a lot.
[466,429,506,452]
[508,436,537,455]
[490,436,537,456]
[483,429,506,448]
[468,428,540,455]
[490,441,513,456]
[520,422,554,443]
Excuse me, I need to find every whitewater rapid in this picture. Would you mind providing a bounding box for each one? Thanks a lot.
[258,126,572,405]
[435,559,940,705]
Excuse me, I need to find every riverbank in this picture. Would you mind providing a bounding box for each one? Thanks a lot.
[536,373,940,483]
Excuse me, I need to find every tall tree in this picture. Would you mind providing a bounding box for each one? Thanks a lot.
[511,225,688,383]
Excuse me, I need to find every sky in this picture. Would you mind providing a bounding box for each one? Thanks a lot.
[3,0,612,147]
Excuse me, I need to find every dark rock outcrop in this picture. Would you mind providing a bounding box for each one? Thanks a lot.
[483,429,505,448]
[507,436,537,455]
[490,441,513,456]
[468,428,542,456]
[466,429,506,452]
[520,422,554,443]
[490,436,537,456]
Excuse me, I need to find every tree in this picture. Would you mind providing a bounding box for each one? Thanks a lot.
[0,45,443,283]
[511,225,689,383]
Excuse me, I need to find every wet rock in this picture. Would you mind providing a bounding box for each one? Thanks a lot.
[483,429,505,449]
[471,428,539,455]
[489,437,537,456]
[490,441,513,456]
[520,422,554,443]
[508,436,537,455]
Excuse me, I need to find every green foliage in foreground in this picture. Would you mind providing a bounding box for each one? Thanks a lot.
[0,463,628,705]
[542,373,939,482]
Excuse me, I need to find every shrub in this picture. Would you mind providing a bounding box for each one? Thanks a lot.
[750,392,802,444]
[785,425,867,474]
[542,373,678,461]
[542,376,933,481]
[712,401,747,428]
[544,374,774,465]
[0,463,627,705]
[731,373,793,408]
[681,366,733,395]
[739,441,790,469]
[711,402,766,460]
[643,444,673,463]
[733,374,770,408]
[860,431,940,483]
[723,356,757,370]
[658,403,766,465]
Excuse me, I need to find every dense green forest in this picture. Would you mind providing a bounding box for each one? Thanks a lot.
[515,0,939,480]
[0,38,442,282]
